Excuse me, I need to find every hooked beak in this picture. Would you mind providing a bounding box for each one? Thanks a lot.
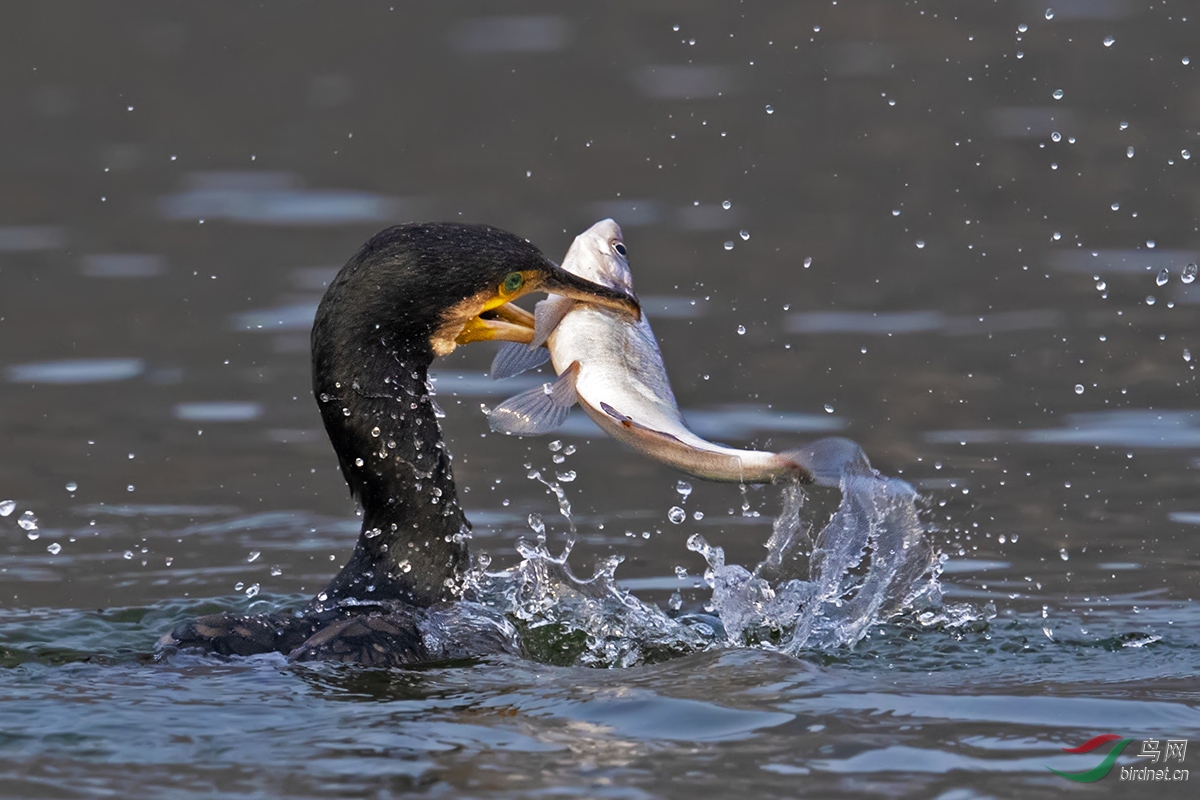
[536,262,641,321]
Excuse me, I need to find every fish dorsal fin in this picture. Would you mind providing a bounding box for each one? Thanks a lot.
[599,402,685,444]
[530,296,578,349]
[488,362,580,436]
[491,342,551,380]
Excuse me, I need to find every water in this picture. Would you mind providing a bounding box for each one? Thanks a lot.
[4,2,1200,797]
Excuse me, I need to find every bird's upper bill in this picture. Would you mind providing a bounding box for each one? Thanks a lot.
[439,262,640,356]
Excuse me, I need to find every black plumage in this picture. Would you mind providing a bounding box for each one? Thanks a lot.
[164,222,638,665]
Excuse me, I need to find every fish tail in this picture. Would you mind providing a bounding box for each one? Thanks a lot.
[777,437,876,487]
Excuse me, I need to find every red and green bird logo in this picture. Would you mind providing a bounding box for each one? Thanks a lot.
[1048,734,1135,782]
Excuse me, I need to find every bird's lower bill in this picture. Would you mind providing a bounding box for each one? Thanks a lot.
[455,302,537,346]
[429,298,532,355]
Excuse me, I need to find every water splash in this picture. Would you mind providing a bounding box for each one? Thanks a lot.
[467,441,982,667]
[467,531,713,668]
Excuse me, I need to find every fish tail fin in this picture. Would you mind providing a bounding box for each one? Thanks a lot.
[778,437,876,486]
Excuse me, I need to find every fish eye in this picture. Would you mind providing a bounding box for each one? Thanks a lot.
[501,272,524,293]
[613,242,627,257]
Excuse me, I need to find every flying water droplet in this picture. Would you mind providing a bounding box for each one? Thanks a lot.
[245,583,260,597]
[824,404,835,413]
[736,324,746,335]
[247,550,261,563]
[1156,268,1170,286]
[915,239,926,249]
[765,105,774,114]
[1184,349,1193,363]
[1045,8,1055,20]
[556,470,576,482]
[722,200,732,210]
[1126,146,1135,158]
[724,241,735,251]
[1052,88,1064,100]
[18,510,38,533]
[676,480,693,500]
[668,506,686,524]
[739,229,750,241]
[1182,263,1197,284]
[1074,384,1084,394]
[0,500,15,517]
[47,542,62,555]
[1103,35,1115,47]
[65,481,78,492]
[1059,547,1069,561]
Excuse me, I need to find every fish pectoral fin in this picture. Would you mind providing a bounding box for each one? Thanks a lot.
[530,296,578,348]
[488,361,580,436]
[598,402,685,444]
[491,342,552,380]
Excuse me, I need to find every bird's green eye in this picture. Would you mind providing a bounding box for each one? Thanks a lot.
[501,272,524,294]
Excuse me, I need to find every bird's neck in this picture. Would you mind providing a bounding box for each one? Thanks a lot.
[315,342,469,607]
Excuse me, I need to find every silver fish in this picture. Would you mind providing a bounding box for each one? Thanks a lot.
[488,219,871,486]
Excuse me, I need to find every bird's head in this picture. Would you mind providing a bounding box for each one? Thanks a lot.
[314,222,640,363]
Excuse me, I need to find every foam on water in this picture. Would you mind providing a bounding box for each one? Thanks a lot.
[466,446,982,667]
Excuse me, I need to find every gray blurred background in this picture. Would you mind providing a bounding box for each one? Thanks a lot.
[1,1,1197,608]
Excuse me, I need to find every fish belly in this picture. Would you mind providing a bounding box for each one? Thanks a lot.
[551,309,794,483]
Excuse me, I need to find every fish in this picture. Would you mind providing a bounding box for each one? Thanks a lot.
[486,219,873,486]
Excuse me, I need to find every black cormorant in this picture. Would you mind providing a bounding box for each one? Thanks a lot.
[163,222,640,666]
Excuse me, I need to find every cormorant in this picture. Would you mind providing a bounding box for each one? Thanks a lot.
[162,222,640,666]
